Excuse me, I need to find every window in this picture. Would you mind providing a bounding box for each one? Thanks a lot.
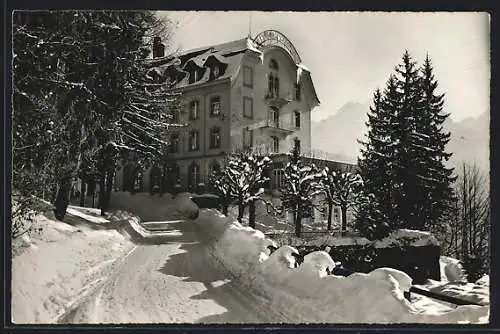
[243,66,253,87]
[189,100,199,120]
[189,69,199,84]
[294,83,301,101]
[243,127,253,149]
[272,169,284,189]
[213,66,220,78]
[189,130,200,151]
[269,107,279,127]
[209,127,221,149]
[271,136,279,153]
[172,109,180,123]
[133,170,143,192]
[243,97,253,118]
[210,96,221,117]
[268,73,274,95]
[188,162,200,189]
[209,162,221,177]
[294,111,301,128]
[150,166,162,193]
[170,133,180,153]
[268,73,280,98]
[269,58,279,70]
[168,163,181,187]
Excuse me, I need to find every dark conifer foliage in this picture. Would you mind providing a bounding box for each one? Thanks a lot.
[358,51,455,238]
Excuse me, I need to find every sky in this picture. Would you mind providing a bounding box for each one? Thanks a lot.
[159,11,490,122]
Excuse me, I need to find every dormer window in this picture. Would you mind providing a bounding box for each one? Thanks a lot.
[187,64,202,84]
[213,66,220,78]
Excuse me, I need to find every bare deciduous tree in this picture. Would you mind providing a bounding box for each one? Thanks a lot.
[435,162,490,281]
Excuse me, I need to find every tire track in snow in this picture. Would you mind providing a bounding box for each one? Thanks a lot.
[60,220,286,324]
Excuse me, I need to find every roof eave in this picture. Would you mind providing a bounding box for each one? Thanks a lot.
[175,77,231,92]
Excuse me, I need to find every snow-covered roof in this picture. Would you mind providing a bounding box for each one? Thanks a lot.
[145,38,248,89]
[145,33,320,104]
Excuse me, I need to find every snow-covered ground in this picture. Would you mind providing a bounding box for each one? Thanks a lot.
[11,210,135,323]
[193,209,489,323]
[12,193,489,324]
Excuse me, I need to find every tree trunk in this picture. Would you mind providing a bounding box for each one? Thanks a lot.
[221,200,229,216]
[79,181,86,207]
[237,203,245,223]
[249,201,256,228]
[98,170,106,216]
[100,168,114,215]
[327,202,333,231]
[295,209,302,238]
[161,164,167,196]
[50,184,58,203]
[341,204,348,236]
[53,176,72,221]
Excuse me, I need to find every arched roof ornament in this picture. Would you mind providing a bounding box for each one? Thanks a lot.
[253,30,302,64]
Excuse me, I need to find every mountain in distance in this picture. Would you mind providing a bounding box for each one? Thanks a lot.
[311,101,368,164]
[311,101,490,172]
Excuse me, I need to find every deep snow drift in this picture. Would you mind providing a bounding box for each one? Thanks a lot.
[11,210,135,323]
[193,209,489,324]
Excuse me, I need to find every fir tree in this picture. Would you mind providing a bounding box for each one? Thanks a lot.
[357,84,397,237]
[358,51,455,237]
[416,54,456,228]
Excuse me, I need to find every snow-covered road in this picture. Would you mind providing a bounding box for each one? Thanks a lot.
[58,220,273,324]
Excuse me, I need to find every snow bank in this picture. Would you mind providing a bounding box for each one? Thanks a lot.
[420,278,490,306]
[440,256,467,282]
[108,210,184,240]
[66,206,109,224]
[108,191,198,221]
[374,229,439,248]
[193,210,489,323]
[12,213,135,323]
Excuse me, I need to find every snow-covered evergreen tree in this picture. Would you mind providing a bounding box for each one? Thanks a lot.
[358,83,397,238]
[13,11,180,220]
[416,55,456,228]
[358,51,455,237]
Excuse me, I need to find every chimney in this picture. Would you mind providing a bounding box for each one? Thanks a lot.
[152,36,165,58]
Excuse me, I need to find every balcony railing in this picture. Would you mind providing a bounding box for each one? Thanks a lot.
[264,91,291,109]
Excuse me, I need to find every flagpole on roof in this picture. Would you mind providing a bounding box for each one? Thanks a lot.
[248,11,252,39]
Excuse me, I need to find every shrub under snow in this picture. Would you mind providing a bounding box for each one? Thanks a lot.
[108,191,198,221]
[193,209,489,324]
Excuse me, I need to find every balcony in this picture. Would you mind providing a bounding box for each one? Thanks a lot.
[264,92,291,109]
[259,119,294,138]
